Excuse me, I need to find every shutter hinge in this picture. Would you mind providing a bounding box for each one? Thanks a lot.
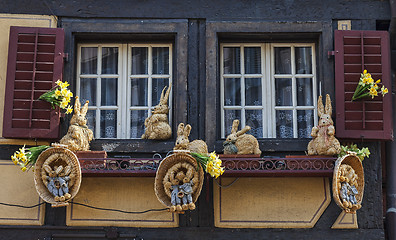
[60,52,69,62]
[327,50,336,59]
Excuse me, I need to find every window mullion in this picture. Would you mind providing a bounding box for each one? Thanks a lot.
[96,46,102,138]
[269,44,276,138]
[240,46,246,129]
[261,43,267,138]
[291,45,298,138]
[120,44,127,138]
[168,44,173,127]
[312,44,318,127]
[148,46,153,117]
[220,44,225,138]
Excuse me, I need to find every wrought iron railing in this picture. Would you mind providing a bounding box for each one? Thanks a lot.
[79,155,336,177]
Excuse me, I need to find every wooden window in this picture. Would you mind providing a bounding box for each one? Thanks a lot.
[220,43,317,139]
[334,30,392,140]
[3,26,65,139]
[77,43,172,139]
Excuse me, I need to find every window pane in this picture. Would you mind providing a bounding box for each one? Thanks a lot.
[276,110,293,138]
[224,110,241,136]
[245,78,262,106]
[274,47,291,74]
[80,78,97,105]
[131,78,148,106]
[100,110,117,138]
[130,110,148,138]
[86,110,96,137]
[275,78,292,106]
[297,110,314,138]
[246,110,263,138]
[295,47,312,74]
[244,47,261,74]
[152,47,169,75]
[101,78,117,106]
[297,78,313,106]
[132,47,148,74]
[81,47,97,74]
[224,78,241,106]
[152,78,169,106]
[101,47,118,74]
[223,47,241,74]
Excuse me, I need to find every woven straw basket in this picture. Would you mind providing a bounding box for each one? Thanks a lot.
[332,154,364,213]
[154,152,204,208]
[34,146,81,207]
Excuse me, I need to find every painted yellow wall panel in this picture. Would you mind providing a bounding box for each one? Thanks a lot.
[214,177,330,228]
[0,14,56,140]
[0,160,45,225]
[67,177,178,227]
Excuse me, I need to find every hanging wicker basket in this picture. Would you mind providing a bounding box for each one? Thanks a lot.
[154,152,204,210]
[34,146,81,207]
[332,154,364,213]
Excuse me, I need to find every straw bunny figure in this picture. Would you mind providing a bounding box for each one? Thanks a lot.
[307,94,341,156]
[224,119,261,155]
[60,96,94,151]
[141,84,172,140]
[174,123,208,155]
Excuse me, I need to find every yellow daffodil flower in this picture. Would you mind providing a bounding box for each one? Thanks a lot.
[66,106,73,114]
[381,86,388,96]
[56,79,62,86]
[61,88,68,97]
[60,81,70,89]
[55,89,61,97]
[66,90,73,98]
[60,99,68,109]
[21,167,27,172]
[369,87,378,98]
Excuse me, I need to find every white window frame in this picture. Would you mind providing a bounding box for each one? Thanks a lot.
[77,43,172,139]
[220,43,317,139]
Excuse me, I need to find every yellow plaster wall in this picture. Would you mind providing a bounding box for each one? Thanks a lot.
[0,13,56,143]
[0,160,45,225]
[0,13,56,225]
[66,177,178,227]
[214,177,330,228]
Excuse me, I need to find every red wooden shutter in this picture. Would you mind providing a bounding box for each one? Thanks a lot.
[3,26,65,139]
[334,30,392,140]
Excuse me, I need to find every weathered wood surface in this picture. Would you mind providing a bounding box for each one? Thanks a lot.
[0,0,391,20]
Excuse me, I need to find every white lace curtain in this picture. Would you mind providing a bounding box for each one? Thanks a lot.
[223,46,314,139]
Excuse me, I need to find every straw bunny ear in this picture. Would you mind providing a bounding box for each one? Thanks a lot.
[177,123,185,137]
[317,95,324,118]
[231,119,240,134]
[160,84,172,105]
[81,100,89,117]
[184,124,192,138]
[236,125,251,137]
[325,94,332,116]
[74,96,81,115]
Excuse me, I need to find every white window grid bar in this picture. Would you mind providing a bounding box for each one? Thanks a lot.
[220,43,267,138]
[271,43,317,138]
[127,43,172,139]
[77,43,172,139]
[77,44,123,139]
[264,43,272,138]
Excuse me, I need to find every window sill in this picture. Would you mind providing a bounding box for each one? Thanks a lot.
[78,153,336,178]
[215,139,311,153]
[90,139,175,153]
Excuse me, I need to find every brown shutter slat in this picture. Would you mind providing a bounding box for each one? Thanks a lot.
[335,30,392,140]
[3,26,65,139]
